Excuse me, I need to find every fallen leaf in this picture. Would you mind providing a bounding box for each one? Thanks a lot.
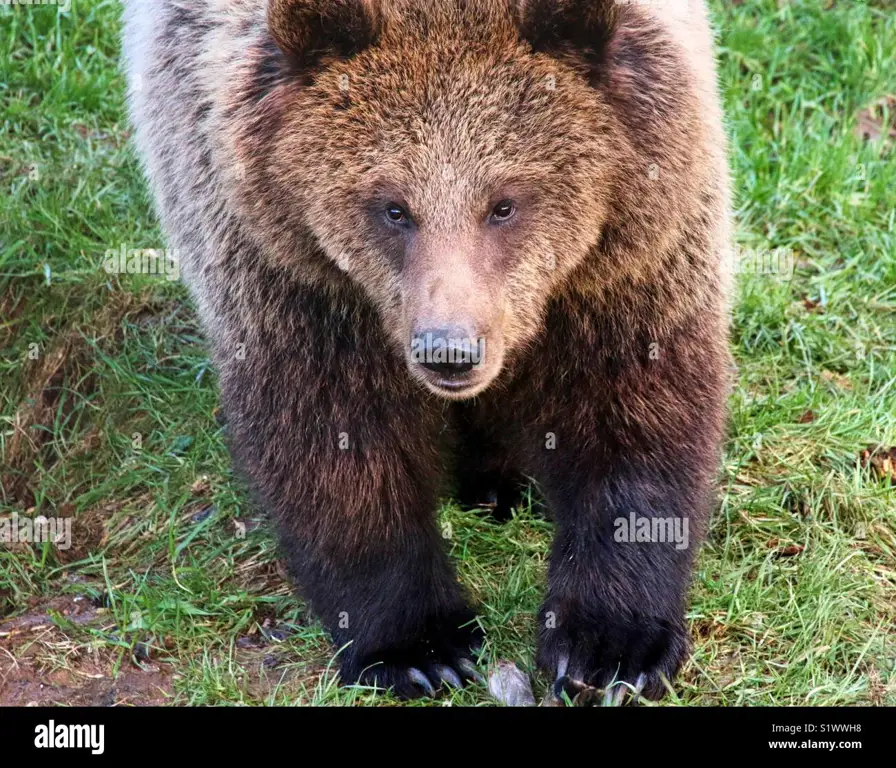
[860,446,896,484]
[767,540,804,557]
[820,370,853,390]
[189,475,211,496]
[854,95,896,145]
[802,297,824,313]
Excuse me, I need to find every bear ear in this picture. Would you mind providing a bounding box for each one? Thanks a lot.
[516,0,620,71]
[267,0,380,65]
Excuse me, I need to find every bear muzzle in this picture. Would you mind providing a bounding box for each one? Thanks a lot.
[408,325,500,399]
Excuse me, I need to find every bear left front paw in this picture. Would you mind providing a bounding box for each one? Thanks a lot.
[536,602,689,705]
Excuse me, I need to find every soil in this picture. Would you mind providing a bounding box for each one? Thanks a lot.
[0,595,173,707]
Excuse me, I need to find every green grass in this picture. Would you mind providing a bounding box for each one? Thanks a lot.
[1,0,894,706]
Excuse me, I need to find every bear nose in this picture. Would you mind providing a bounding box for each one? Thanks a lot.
[411,328,480,376]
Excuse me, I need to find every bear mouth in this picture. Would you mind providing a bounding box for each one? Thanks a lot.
[417,368,488,399]
[432,376,476,394]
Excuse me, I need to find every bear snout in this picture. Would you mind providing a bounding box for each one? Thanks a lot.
[407,325,495,398]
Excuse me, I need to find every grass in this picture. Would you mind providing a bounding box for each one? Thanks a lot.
[1,0,894,706]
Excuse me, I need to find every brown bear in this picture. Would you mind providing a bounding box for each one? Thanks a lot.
[123,0,732,702]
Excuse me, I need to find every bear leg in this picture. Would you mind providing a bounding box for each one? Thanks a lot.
[527,323,727,703]
[215,280,482,698]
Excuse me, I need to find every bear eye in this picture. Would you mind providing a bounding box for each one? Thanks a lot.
[385,203,409,224]
[490,200,516,223]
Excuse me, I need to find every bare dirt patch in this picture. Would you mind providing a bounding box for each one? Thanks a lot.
[0,595,173,707]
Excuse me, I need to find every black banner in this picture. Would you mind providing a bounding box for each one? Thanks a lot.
[0,706,888,758]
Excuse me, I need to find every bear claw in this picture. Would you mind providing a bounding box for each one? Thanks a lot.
[456,657,486,684]
[408,667,437,696]
[430,663,464,689]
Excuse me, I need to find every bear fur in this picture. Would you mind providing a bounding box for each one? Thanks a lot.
[123,0,732,700]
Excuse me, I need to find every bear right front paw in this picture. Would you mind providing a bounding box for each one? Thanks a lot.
[342,614,484,699]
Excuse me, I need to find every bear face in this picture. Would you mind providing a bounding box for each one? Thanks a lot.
[252,0,622,399]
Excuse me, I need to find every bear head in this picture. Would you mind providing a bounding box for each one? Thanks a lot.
[253,0,628,399]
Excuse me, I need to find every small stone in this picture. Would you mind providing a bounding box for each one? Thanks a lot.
[488,661,536,707]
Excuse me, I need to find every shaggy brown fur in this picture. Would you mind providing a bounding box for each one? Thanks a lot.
[124,0,732,700]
